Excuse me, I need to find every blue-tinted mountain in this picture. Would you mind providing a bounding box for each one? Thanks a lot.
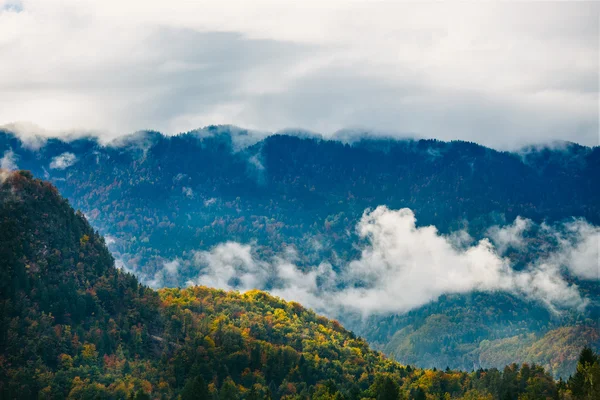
[1,126,598,377]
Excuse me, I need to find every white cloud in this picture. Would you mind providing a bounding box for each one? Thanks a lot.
[185,207,594,318]
[333,207,585,315]
[146,259,181,288]
[0,122,48,150]
[186,241,334,311]
[487,217,600,281]
[189,242,270,291]
[0,149,18,171]
[550,220,600,281]
[114,258,134,274]
[0,1,597,148]
[0,149,18,183]
[486,216,532,254]
[164,260,180,275]
[49,152,77,169]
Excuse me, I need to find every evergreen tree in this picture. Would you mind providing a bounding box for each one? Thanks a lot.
[569,346,599,398]
[376,376,399,400]
[181,376,210,400]
[219,378,239,400]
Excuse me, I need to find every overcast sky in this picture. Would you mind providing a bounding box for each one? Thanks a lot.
[0,0,598,149]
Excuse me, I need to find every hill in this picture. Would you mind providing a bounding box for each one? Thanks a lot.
[1,127,598,378]
[4,171,600,399]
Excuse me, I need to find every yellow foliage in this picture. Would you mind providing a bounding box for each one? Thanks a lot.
[80,234,90,245]
[81,343,98,362]
[59,353,74,369]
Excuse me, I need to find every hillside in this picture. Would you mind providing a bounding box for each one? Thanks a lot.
[1,127,599,378]
[3,171,599,399]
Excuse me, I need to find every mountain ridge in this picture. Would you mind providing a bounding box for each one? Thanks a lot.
[5,170,594,399]
[1,126,598,379]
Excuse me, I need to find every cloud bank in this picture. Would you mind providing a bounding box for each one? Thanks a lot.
[0,1,597,149]
[137,207,598,318]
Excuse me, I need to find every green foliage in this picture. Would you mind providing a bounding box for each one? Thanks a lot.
[567,346,600,399]
[0,170,596,400]
[377,307,599,379]
[2,129,599,379]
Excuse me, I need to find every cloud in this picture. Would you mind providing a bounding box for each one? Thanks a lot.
[486,216,532,254]
[1,0,22,12]
[184,207,594,318]
[49,152,77,169]
[147,259,181,288]
[0,122,48,150]
[0,1,597,149]
[188,125,268,151]
[186,241,334,311]
[549,220,600,281]
[0,149,18,171]
[332,207,585,315]
[486,216,600,281]
[116,257,183,289]
[190,242,270,291]
[0,149,18,183]
[248,154,265,171]
[114,259,131,273]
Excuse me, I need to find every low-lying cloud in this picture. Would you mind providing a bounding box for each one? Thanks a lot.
[547,220,600,281]
[0,149,18,182]
[486,216,532,255]
[150,206,597,318]
[49,152,77,170]
[1,149,18,171]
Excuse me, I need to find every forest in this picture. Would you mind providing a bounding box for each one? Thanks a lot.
[1,170,599,399]
[1,127,599,377]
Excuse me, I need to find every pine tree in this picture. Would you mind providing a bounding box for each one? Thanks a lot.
[181,376,210,400]
[219,378,239,400]
[376,376,399,400]
[569,346,599,398]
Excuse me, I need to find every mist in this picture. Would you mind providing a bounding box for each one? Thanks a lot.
[133,206,598,318]
[0,149,18,183]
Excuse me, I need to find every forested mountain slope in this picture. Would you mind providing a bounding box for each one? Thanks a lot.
[2,127,598,262]
[2,170,599,399]
[1,126,598,378]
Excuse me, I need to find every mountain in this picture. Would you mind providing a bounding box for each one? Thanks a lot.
[3,170,600,399]
[0,170,562,399]
[1,126,598,378]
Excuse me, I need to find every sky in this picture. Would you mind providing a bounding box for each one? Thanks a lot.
[0,0,598,149]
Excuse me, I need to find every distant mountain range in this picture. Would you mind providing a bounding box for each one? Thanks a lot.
[1,125,598,378]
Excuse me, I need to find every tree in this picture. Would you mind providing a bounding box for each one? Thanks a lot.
[569,347,599,398]
[133,390,151,400]
[219,378,239,400]
[376,376,399,400]
[181,376,210,400]
[412,387,426,400]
